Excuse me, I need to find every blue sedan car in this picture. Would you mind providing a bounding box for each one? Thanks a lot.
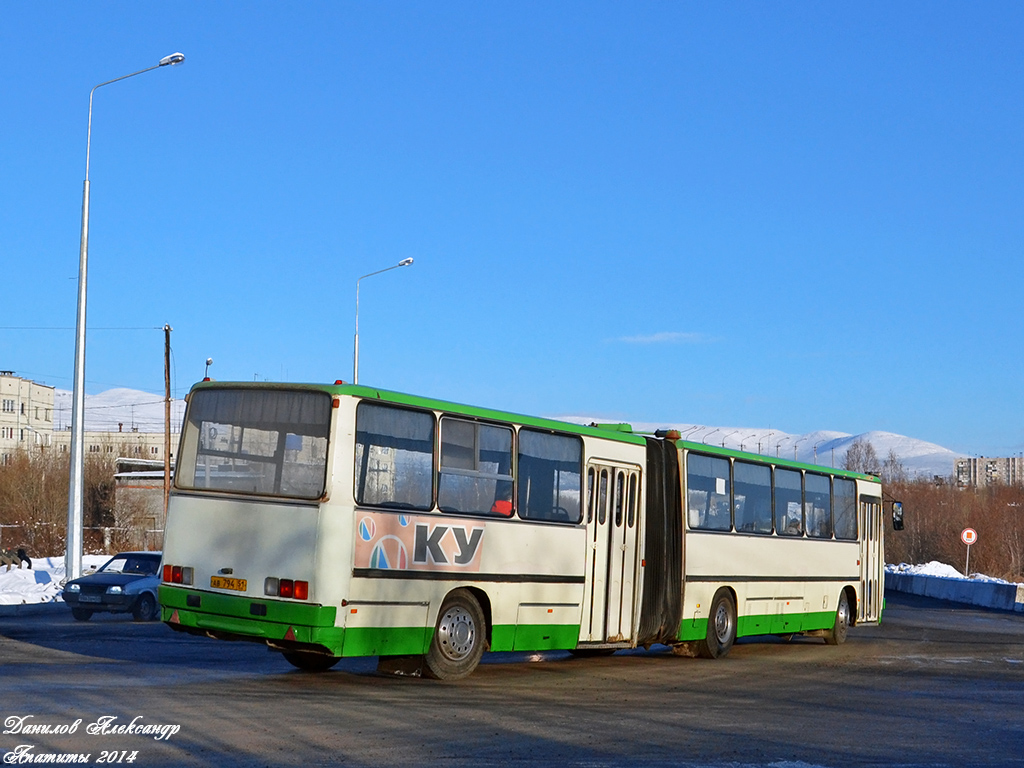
[63,551,162,621]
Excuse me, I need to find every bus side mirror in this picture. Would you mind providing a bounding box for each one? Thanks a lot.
[892,501,904,531]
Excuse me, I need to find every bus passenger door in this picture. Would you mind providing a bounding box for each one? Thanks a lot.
[581,462,642,644]
[858,496,883,622]
[581,465,611,642]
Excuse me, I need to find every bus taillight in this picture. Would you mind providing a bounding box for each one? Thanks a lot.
[263,577,308,600]
[163,564,193,585]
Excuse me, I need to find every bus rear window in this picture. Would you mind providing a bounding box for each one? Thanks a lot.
[176,388,331,500]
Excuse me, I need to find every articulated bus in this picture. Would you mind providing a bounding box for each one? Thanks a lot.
[159,381,891,679]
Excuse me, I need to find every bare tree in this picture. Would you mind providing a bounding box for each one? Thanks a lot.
[843,438,879,474]
[882,449,908,484]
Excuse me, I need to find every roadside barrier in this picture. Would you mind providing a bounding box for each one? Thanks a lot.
[885,570,1024,613]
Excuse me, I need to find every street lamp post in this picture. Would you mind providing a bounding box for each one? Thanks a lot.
[681,425,703,441]
[353,258,414,385]
[65,52,185,583]
[813,439,827,464]
[794,436,807,461]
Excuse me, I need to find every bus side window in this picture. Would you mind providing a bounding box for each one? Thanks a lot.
[438,417,514,517]
[354,402,434,511]
[833,478,857,539]
[805,473,832,538]
[517,430,582,523]
[686,453,731,531]
[734,460,772,534]
[774,467,803,536]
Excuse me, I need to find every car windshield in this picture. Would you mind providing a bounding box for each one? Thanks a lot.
[99,555,160,576]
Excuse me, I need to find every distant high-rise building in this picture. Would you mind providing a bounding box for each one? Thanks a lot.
[955,456,1024,488]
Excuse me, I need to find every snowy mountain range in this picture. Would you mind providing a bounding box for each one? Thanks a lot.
[53,388,187,435]
[555,422,957,479]
[54,388,957,479]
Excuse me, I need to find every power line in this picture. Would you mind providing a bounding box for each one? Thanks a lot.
[0,326,163,331]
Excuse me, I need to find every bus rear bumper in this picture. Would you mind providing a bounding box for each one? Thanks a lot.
[159,585,343,655]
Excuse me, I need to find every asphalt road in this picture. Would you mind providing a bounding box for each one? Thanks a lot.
[1,592,1023,768]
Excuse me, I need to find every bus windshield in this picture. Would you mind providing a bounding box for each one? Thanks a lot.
[175,388,332,500]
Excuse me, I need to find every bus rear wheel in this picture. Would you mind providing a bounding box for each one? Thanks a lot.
[697,589,736,659]
[824,591,851,646]
[282,651,341,672]
[424,590,486,681]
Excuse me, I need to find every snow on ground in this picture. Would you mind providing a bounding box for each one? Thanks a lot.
[886,560,1014,584]
[0,555,109,605]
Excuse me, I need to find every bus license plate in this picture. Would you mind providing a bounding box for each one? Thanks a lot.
[210,576,247,592]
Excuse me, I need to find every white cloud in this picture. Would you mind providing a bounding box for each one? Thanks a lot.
[613,331,709,345]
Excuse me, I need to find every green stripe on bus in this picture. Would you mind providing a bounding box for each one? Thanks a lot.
[341,626,431,657]
[511,623,579,651]
[677,609,837,642]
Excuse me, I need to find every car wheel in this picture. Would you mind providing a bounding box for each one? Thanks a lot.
[132,593,158,622]
[71,607,93,621]
[282,651,341,672]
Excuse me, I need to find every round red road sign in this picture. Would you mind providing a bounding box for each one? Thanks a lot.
[962,528,978,546]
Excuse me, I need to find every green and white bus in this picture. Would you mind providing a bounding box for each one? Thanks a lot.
[159,381,889,679]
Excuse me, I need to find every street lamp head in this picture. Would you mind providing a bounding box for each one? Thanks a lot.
[398,258,414,267]
[159,52,186,67]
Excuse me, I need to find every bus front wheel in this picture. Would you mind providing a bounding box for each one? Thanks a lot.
[824,591,851,646]
[424,590,486,681]
[697,589,736,659]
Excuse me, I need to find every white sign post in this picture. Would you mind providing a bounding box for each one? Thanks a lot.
[961,528,978,577]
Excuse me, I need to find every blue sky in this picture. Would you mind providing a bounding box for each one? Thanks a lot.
[2,2,1022,456]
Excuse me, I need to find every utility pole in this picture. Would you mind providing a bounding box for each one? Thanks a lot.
[163,324,172,534]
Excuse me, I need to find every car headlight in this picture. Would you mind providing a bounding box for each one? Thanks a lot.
[106,586,123,595]
[66,584,81,593]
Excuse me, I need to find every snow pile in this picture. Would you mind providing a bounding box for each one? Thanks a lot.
[0,555,110,605]
[886,561,1016,585]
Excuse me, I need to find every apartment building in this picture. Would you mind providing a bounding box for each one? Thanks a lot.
[955,456,1024,488]
[1,371,172,464]
[0,370,54,463]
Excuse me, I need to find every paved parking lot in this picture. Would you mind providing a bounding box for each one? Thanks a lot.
[1,592,1023,767]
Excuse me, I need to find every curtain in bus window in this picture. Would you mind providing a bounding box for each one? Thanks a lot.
[774,468,803,535]
[438,418,514,516]
[517,430,582,523]
[805,473,832,538]
[176,388,330,500]
[188,388,330,438]
[354,403,434,511]
[686,454,730,531]
[733,461,772,534]
[833,478,857,540]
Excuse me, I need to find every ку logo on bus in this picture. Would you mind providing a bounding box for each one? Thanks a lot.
[356,513,486,572]
[414,523,483,566]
